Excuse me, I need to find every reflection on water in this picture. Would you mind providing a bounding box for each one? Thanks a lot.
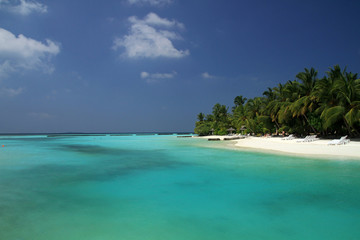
[0,135,360,240]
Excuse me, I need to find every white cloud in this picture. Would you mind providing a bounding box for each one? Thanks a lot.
[0,87,24,97]
[0,28,60,79]
[0,0,47,15]
[140,71,150,78]
[136,12,184,29]
[140,71,176,83]
[0,60,14,79]
[113,13,189,59]
[202,72,216,79]
[127,0,173,7]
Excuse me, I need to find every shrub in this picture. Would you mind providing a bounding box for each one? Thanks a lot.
[194,122,212,136]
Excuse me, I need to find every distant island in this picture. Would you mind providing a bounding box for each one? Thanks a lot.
[195,65,360,137]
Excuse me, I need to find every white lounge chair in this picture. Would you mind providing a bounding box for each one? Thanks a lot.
[328,136,350,145]
[307,135,319,142]
[282,134,295,140]
[297,135,319,142]
[297,135,310,142]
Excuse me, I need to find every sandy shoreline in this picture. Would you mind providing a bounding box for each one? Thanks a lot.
[194,135,360,160]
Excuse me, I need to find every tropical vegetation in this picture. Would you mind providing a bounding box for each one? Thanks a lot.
[194,65,360,137]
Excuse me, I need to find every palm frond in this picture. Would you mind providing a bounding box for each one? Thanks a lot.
[321,106,345,129]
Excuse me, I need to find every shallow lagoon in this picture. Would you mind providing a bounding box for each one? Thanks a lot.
[1,135,359,240]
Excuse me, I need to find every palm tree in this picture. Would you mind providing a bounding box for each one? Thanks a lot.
[290,68,319,133]
[212,103,228,122]
[194,65,360,137]
[197,112,205,122]
[315,65,360,135]
[332,68,360,135]
[231,103,246,131]
[313,75,337,132]
[277,81,299,126]
[296,67,318,95]
[232,95,247,112]
[263,86,282,131]
[344,74,360,133]
[245,97,266,118]
[263,87,275,101]
[234,95,247,106]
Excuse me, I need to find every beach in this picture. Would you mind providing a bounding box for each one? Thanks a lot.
[195,135,360,159]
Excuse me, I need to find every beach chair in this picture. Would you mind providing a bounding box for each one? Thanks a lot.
[328,136,350,145]
[297,135,310,142]
[282,134,294,140]
[307,135,319,142]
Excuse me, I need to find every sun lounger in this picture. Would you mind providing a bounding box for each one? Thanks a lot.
[282,134,295,140]
[328,136,350,145]
[297,135,310,142]
[307,135,319,142]
[297,135,318,142]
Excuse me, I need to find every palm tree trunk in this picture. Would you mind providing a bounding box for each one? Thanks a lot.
[273,120,280,135]
[274,120,280,129]
[344,118,360,137]
[303,114,317,134]
[343,119,353,137]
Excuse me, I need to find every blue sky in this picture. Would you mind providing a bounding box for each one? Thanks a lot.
[0,0,359,133]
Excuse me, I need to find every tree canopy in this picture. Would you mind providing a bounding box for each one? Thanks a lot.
[194,65,360,137]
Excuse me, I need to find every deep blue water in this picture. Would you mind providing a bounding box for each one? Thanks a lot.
[0,135,359,240]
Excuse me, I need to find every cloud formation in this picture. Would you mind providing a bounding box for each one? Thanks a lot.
[140,71,176,83]
[202,72,217,79]
[0,87,24,97]
[127,0,173,7]
[113,13,189,59]
[0,60,14,79]
[0,28,60,78]
[0,0,47,15]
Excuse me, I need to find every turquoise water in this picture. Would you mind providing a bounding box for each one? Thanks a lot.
[0,135,359,240]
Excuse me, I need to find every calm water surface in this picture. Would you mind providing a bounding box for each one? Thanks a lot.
[0,135,359,240]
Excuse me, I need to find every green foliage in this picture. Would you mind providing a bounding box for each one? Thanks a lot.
[194,65,360,137]
[194,122,212,136]
[308,114,322,133]
[197,112,205,122]
[212,103,228,123]
[215,128,228,135]
[321,106,345,129]
[234,95,247,106]
[206,114,214,122]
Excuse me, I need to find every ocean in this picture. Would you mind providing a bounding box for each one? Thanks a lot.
[0,134,359,240]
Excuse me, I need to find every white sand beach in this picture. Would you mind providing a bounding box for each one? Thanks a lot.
[195,136,360,159]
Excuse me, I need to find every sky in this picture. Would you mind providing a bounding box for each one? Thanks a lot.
[0,0,359,133]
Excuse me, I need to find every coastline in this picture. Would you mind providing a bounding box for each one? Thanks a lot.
[193,135,360,160]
